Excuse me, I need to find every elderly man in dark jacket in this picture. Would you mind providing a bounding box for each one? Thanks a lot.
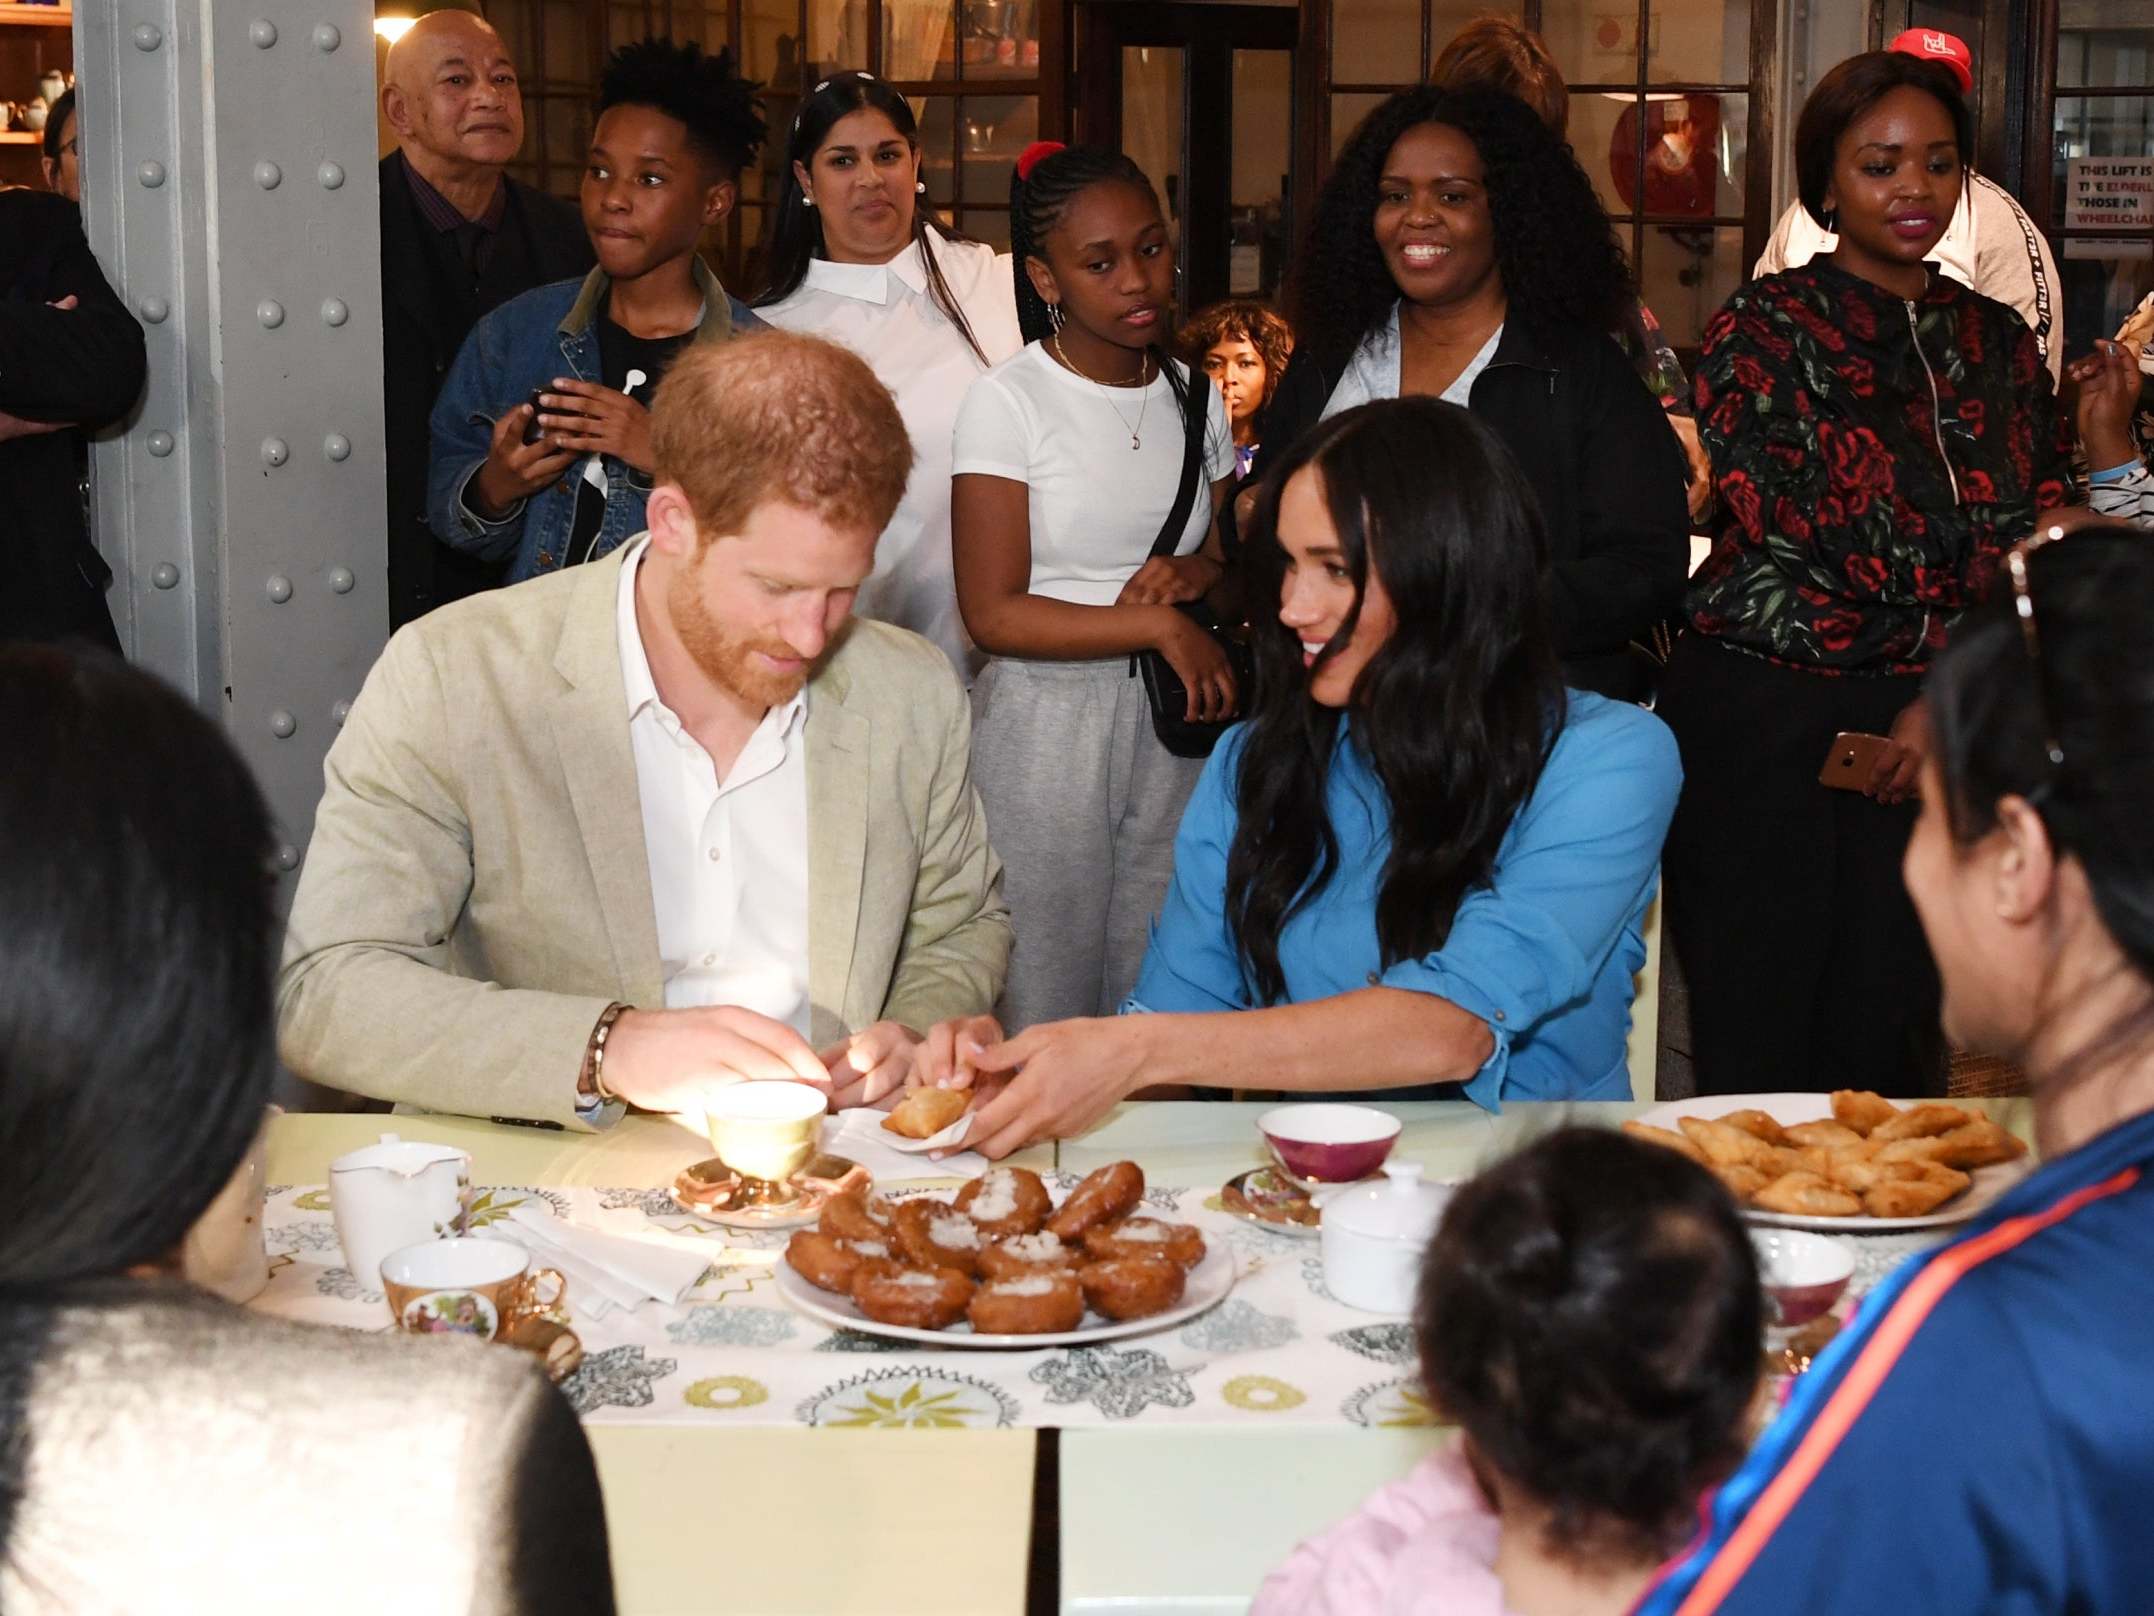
[379,8,590,629]
[0,189,145,649]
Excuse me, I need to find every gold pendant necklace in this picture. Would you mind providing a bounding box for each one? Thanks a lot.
[1053,331,1152,450]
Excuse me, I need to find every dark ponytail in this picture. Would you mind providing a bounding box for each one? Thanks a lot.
[757,70,991,367]
[1008,141,1188,409]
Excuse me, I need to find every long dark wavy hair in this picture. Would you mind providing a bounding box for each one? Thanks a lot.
[755,71,990,365]
[1289,86,1634,380]
[1009,142,1191,412]
[1226,397,1563,1003]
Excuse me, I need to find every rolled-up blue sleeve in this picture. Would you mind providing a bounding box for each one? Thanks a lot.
[1124,729,1252,1014]
[1377,704,1680,1106]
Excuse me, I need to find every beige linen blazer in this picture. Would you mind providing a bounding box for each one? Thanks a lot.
[276,549,1010,1127]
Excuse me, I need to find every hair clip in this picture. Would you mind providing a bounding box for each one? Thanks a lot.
[1015,140,1066,181]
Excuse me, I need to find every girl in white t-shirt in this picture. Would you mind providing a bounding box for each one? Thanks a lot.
[951,141,1237,1032]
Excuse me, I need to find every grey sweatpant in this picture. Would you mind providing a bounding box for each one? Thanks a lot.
[970,655,1206,1032]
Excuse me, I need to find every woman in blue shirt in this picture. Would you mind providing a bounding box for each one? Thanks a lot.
[924,397,1680,1157]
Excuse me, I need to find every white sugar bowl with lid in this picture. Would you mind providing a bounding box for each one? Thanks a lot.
[1320,1162,1456,1314]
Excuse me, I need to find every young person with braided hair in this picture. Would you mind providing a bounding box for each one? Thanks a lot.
[757,72,1023,673]
[950,141,1236,1031]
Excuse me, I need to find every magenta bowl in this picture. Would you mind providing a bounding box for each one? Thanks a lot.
[1751,1229,1854,1327]
[1259,1104,1403,1185]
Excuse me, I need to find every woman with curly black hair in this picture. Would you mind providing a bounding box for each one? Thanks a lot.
[1263,86,1688,701]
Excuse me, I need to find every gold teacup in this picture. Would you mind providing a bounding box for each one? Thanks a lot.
[380,1236,566,1342]
[704,1080,830,1205]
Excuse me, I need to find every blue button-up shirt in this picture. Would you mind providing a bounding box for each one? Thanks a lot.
[1125,692,1680,1107]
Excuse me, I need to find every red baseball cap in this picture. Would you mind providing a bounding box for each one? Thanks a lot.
[1889,27,1974,95]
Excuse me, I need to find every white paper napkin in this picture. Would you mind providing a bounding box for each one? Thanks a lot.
[497,1205,711,1323]
[825,1108,992,1183]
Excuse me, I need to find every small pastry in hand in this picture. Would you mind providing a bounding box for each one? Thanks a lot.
[883,1086,969,1140]
[967,1272,1085,1335]
[893,1198,987,1276]
[1083,1217,1206,1269]
[786,1229,893,1294]
[820,1189,899,1244]
[1078,1255,1186,1321]
[977,1230,1078,1280]
[1045,1161,1145,1241]
[954,1166,1052,1239]
[850,1264,974,1330]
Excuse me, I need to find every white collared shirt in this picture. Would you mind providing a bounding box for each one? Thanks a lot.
[758,234,1023,676]
[1320,304,1502,420]
[616,541,813,1032]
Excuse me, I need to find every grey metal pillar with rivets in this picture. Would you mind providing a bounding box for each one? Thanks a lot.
[77,2,387,890]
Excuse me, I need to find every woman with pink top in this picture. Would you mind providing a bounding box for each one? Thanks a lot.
[1253,1128,1762,1616]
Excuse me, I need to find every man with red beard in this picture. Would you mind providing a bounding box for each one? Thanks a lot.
[278,332,1011,1129]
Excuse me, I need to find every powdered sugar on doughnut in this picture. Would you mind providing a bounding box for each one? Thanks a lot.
[850,1240,890,1259]
[999,1232,1066,1261]
[1113,1220,1171,1242]
[989,1275,1065,1297]
[886,1270,947,1289]
[928,1212,983,1249]
[967,1169,1020,1224]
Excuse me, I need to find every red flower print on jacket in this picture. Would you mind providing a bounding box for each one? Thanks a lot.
[1689,261,2077,675]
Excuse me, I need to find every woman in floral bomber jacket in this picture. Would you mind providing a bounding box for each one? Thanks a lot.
[1661,50,2072,1099]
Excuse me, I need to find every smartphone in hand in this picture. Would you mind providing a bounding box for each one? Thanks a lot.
[519,386,549,445]
[1819,731,1892,791]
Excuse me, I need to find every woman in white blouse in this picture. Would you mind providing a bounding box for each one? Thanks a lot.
[756,72,1023,674]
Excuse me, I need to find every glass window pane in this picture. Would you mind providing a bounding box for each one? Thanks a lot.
[914,94,958,207]
[1639,222,1744,351]
[885,0,958,80]
[960,0,1040,79]
[960,207,1012,251]
[745,0,805,85]
[2056,0,2154,89]
[2057,239,2154,363]
[1232,51,1294,300]
[1331,92,1391,159]
[546,1,591,80]
[1648,0,1749,85]
[2053,93,2154,212]
[1542,0,1643,88]
[959,96,1037,215]
[807,0,869,75]
[1332,0,1423,86]
[1631,92,1746,220]
[1123,46,1187,262]
[1571,91,1638,217]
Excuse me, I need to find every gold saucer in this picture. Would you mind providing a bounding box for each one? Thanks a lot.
[674,1152,871,1231]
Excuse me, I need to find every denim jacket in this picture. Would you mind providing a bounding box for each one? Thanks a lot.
[426,257,763,581]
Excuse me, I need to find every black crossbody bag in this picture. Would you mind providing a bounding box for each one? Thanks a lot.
[1133,376,1253,759]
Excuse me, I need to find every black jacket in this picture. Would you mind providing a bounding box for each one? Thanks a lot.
[379,152,590,629]
[1259,316,1689,701]
[0,191,145,650]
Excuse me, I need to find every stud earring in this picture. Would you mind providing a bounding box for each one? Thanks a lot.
[803,193,817,209]
[915,180,927,194]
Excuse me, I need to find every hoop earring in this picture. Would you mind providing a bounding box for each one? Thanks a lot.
[1047,303,1065,332]
[1822,206,1836,232]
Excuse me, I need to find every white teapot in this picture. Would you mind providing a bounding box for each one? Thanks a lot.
[328,1133,473,1295]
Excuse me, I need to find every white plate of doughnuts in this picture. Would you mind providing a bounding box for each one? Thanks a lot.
[773,1162,1237,1349]
[1630,1092,2035,1232]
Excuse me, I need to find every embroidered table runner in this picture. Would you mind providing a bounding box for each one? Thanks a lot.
[253,1177,1941,1430]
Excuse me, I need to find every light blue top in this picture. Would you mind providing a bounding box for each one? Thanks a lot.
[1125,692,1680,1109]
